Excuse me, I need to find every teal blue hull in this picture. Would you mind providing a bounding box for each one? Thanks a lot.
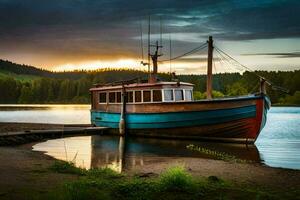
[90,95,270,143]
[91,105,256,129]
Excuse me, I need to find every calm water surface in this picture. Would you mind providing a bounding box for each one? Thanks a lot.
[0,105,299,170]
[0,104,90,124]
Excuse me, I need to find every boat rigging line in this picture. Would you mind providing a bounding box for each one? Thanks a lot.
[159,42,207,63]
[138,21,289,94]
[215,45,290,94]
[147,16,151,73]
[169,33,172,74]
[160,17,163,55]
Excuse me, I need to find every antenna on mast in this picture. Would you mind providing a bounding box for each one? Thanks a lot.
[169,33,172,74]
[148,15,151,74]
[149,16,163,83]
[140,21,144,61]
[139,15,163,83]
[140,17,150,69]
[160,17,163,55]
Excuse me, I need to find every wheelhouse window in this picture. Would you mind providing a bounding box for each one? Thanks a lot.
[99,92,107,103]
[164,89,174,101]
[153,90,162,102]
[109,92,116,103]
[135,91,142,102]
[143,91,151,102]
[185,90,193,101]
[175,89,184,101]
[116,92,121,103]
[126,91,134,103]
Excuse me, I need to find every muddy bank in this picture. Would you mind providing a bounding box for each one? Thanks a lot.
[0,122,64,133]
[123,156,300,192]
[0,145,80,200]
[0,144,299,200]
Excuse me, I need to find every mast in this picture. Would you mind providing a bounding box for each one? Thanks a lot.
[149,41,162,83]
[206,36,213,100]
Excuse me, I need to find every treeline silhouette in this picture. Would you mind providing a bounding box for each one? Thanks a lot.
[0,59,299,105]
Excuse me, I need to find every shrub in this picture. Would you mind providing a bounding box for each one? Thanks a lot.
[159,166,195,192]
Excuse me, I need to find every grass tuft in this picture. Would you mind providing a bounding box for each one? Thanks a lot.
[159,166,195,192]
[44,163,286,200]
[50,160,86,175]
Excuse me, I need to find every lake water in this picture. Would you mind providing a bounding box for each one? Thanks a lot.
[0,104,91,124]
[0,105,299,170]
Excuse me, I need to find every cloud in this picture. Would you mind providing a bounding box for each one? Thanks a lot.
[0,0,299,69]
[241,52,300,58]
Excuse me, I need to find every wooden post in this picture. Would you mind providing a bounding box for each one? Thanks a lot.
[119,84,126,135]
[206,36,213,100]
[260,78,266,94]
[118,136,125,173]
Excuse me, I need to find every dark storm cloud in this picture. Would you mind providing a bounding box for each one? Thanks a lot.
[206,1,300,41]
[0,0,299,67]
[242,52,300,58]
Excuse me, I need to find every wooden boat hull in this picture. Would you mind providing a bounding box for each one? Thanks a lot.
[91,95,270,143]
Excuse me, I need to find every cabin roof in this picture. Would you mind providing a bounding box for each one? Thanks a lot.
[89,81,194,91]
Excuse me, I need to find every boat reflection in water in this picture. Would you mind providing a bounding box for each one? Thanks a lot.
[90,135,260,172]
[33,135,261,172]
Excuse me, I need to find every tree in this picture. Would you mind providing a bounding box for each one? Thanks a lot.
[18,85,33,103]
[226,82,248,96]
[279,91,300,105]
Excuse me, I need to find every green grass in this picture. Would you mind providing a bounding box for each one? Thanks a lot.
[49,160,86,175]
[159,166,195,192]
[40,162,283,200]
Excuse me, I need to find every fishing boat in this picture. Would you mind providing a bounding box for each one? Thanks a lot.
[90,36,271,143]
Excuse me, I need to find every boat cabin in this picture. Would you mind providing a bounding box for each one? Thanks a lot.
[90,82,194,110]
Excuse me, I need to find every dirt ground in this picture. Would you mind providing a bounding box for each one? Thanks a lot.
[0,145,79,199]
[0,123,299,199]
[124,156,300,193]
[0,144,299,199]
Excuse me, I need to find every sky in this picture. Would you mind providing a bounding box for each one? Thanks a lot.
[0,0,299,74]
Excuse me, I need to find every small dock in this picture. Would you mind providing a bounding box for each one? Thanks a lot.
[0,123,110,145]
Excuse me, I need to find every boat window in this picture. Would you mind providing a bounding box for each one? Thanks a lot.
[99,92,107,103]
[109,92,116,103]
[185,90,193,101]
[175,89,184,101]
[153,90,162,102]
[143,91,151,102]
[126,91,134,103]
[164,89,174,101]
[116,92,121,103]
[135,91,142,102]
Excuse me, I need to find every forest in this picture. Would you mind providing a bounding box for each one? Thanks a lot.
[0,59,300,105]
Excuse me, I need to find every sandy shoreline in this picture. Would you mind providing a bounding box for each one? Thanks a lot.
[0,122,299,199]
[0,143,299,198]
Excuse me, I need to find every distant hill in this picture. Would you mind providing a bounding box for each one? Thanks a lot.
[0,58,299,105]
[0,59,52,76]
[0,59,86,79]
